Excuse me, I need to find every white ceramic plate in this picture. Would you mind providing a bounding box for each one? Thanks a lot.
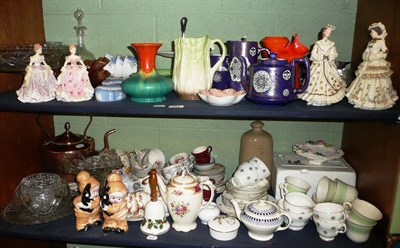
[292,141,344,164]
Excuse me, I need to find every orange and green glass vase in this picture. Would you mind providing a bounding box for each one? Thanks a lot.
[122,43,173,103]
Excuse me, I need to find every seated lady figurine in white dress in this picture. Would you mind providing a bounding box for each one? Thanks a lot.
[56,44,94,102]
[16,44,57,103]
[298,24,346,106]
[346,22,398,110]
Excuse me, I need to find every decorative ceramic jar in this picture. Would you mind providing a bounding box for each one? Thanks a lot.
[166,168,215,232]
[246,53,310,104]
[231,199,292,241]
[122,43,173,103]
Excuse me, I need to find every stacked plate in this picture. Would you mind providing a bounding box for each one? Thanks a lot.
[216,178,273,216]
[193,163,226,193]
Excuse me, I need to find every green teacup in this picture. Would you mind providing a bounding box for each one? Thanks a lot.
[346,219,375,243]
[279,176,311,198]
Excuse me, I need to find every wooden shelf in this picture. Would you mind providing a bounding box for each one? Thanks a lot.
[0,214,383,248]
[0,90,399,122]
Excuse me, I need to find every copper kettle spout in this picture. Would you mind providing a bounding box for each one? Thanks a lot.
[102,129,116,151]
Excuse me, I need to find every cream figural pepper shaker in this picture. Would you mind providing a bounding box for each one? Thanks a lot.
[101,173,129,233]
[73,170,102,231]
[16,43,57,103]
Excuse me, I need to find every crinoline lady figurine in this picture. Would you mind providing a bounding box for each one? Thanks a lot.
[16,43,57,103]
[298,24,346,106]
[346,22,398,110]
[73,170,102,231]
[56,44,94,102]
[101,173,129,233]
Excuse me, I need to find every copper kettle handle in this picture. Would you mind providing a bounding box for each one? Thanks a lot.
[82,114,93,139]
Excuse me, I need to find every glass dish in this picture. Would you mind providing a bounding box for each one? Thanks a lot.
[0,42,66,73]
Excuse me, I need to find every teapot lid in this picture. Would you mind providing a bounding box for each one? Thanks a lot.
[259,53,288,66]
[52,122,86,146]
[246,199,278,216]
[170,167,197,186]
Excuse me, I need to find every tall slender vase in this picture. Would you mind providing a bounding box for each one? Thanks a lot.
[122,43,173,103]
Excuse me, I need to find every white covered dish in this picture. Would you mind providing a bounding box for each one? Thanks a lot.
[208,215,240,241]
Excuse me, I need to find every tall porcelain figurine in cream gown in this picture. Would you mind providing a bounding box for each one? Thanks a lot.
[56,44,94,102]
[346,22,398,110]
[16,44,57,103]
[298,24,346,106]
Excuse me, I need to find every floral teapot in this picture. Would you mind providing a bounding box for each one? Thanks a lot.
[231,199,292,241]
[158,167,215,232]
[246,52,310,104]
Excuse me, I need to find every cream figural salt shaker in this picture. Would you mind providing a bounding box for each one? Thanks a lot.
[298,24,346,106]
[56,44,94,102]
[101,173,129,233]
[347,22,398,110]
[73,170,102,231]
[16,43,57,103]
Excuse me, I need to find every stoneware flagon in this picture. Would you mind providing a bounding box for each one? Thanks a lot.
[246,53,310,104]
[122,43,173,103]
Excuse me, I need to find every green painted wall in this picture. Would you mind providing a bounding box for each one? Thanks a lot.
[43,0,355,178]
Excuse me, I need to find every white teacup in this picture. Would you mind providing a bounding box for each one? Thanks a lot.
[313,202,351,222]
[277,199,313,231]
[231,161,261,188]
[279,176,311,198]
[162,163,185,182]
[115,149,131,172]
[169,152,191,168]
[283,192,315,214]
[313,216,347,241]
[247,156,270,179]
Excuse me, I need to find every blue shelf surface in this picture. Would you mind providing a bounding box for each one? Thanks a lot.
[0,213,383,248]
[0,90,399,122]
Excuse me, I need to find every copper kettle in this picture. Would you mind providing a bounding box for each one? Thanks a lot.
[38,115,114,183]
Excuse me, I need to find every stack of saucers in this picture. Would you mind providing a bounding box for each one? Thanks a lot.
[193,159,226,193]
[216,177,272,216]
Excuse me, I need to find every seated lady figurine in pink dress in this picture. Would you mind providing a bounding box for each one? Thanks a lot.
[101,173,129,233]
[16,44,57,103]
[73,171,102,231]
[56,44,94,102]
[346,22,398,110]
